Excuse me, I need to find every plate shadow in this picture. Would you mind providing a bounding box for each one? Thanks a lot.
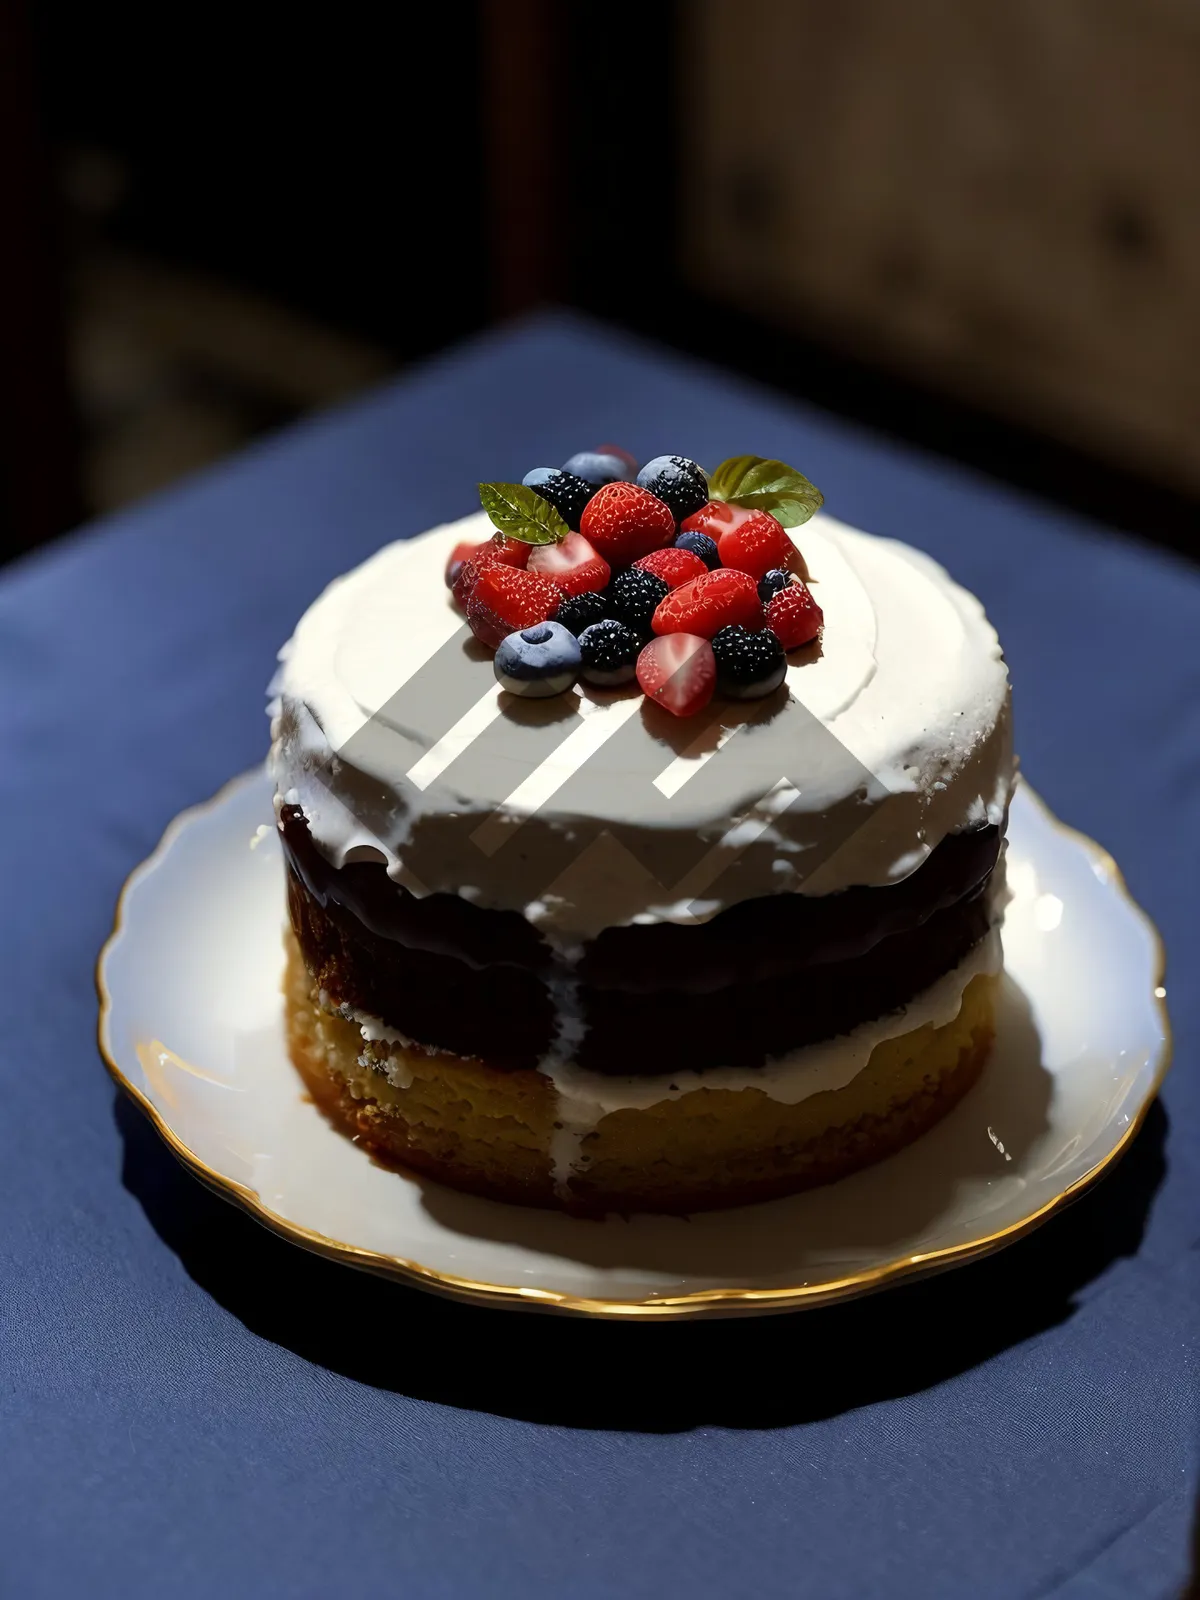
[114,1086,1167,1433]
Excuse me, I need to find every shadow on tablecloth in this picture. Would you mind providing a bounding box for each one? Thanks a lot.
[114,1090,1168,1433]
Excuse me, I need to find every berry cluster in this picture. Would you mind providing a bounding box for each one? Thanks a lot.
[446,449,824,718]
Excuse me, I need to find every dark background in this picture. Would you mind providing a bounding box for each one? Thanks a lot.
[4,0,1199,562]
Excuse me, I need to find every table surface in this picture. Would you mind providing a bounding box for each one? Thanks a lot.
[2,314,1196,1600]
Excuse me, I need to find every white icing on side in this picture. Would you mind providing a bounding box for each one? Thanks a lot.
[271,512,1013,941]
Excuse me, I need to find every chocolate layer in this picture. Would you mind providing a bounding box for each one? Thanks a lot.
[281,806,1000,1076]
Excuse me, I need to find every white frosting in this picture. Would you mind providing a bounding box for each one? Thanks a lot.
[271,512,1012,943]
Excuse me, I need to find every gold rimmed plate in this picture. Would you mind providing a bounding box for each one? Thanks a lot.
[97,769,1169,1319]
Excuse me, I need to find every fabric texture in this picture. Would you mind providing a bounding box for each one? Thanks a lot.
[1,313,1196,1599]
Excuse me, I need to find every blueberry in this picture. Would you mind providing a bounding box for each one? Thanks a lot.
[674,530,721,570]
[556,589,609,636]
[494,621,581,698]
[577,618,641,687]
[605,567,669,638]
[635,456,708,523]
[521,468,595,531]
[562,450,636,487]
[757,568,793,604]
[711,624,786,700]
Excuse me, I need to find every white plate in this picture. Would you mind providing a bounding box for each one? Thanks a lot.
[97,770,1170,1318]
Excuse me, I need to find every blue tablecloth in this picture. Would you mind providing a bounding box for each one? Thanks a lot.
[2,315,1196,1599]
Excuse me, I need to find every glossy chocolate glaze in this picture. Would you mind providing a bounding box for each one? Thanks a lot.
[281,806,1000,1076]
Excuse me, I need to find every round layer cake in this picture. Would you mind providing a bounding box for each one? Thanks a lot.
[270,507,1013,1213]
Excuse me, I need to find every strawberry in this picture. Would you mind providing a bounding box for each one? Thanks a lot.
[651,569,765,639]
[716,514,793,580]
[680,500,758,538]
[579,481,675,565]
[466,566,562,649]
[527,531,610,598]
[634,547,708,590]
[767,580,823,650]
[450,534,529,609]
[636,634,716,718]
[681,501,795,580]
[445,538,485,590]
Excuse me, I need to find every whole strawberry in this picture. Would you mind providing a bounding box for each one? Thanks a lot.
[450,534,530,609]
[466,566,562,649]
[579,482,675,566]
[634,546,709,589]
[767,580,823,650]
[681,500,794,580]
[651,568,766,639]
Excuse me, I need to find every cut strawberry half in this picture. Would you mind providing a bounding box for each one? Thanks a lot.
[466,566,562,649]
[651,568,766,639]
[636,634,716,718]
[767,580,823,650]
[527,531,611,598]
[450,533,530,609]
[634,547,708,589]
[579,481,675,565]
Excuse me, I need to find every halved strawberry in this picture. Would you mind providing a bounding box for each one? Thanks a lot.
[466,566,562,649]
[636,634,716,718]
[634,547,708,589]
[450,534,529,609]
[579,482,675,565]
[651,569,765,639]
[767,580,823,650]
[527,531,610,598]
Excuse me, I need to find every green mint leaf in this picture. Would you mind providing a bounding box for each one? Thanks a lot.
[708,456,824,528]
[478,482,569,544]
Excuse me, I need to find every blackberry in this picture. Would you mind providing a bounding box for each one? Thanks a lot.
[556,589,609,636]
[711,624,786,700]
[605,566,669,637]
[636,456,709,523]
[674,530,721,570]
[577,618,641,687]
[521,467,595,531]
[757,568,793,604]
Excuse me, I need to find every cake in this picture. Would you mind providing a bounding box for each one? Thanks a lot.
[271,451,1012,1213]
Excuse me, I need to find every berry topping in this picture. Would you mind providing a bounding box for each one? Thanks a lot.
[527,530,611,597]
[673,529,721,570]
[634,546,709,589]
[651,568,765,639]
[767,580,823,650]
[466,565,562,649]
[757,567,794,604]
[445,538,484,590]
[710,624,786,700]
[635,456,709,523]
[520,467,595,531]
[562,449,636,487]
[578,618,642,687]
[605,566,671,637]
[579,481,676,565]
[680,499,751,539]
[555,589,609,636]
[636,633,717,718]
[716,512,793,580]
[449,534,529,609]
[493,621,581,698]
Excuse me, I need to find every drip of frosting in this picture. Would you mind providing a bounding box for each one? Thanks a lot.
[271,512,1013,942]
